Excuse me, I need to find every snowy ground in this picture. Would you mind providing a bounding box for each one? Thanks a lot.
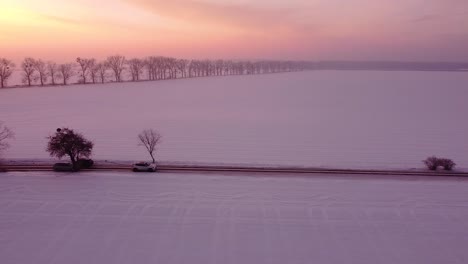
[1,71,468,170]
[1,171,468,264]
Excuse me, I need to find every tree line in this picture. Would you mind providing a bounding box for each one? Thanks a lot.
[0,55,315,88]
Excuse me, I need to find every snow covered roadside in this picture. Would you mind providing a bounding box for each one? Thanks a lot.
[1,171,468,264]
[1,71,468,170]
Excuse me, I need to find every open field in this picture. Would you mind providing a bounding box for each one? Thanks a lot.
[1,71,467,170]
[1,171,468,264]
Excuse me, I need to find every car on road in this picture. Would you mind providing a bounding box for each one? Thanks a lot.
[77,159,94,169]
[132,162,157,172]
[53,163,74,172]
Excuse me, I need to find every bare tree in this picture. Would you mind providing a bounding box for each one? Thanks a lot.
[76,57,95,84]
[138,129,162,163]
[176,59,188,78]
[21,57,36,86]
[106,55,126,82]
[0,58,15,88]
[47,61,58,85]
[127,58,145,81]
[154,56,165,80]
[0,122,14,153]
[58,63,74,85]
[146,57,157,80]
[87,59,98,84]
[214,59,224,76]
[165,57,177,79]
[33,59,48,86]
[95,62,108,83]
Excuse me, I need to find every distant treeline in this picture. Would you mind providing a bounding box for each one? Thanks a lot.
[0,56,314,88]
[315,61,468,71]
[1,57,467,89]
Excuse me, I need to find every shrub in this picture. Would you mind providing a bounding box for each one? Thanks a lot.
[439,158,456,171]
[423,156,456,171]
[423,156,439,170]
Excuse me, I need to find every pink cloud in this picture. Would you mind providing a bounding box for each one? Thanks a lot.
[126,0,313,32]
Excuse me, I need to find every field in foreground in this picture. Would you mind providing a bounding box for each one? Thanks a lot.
[1,171,468,264]
[1,71,468,169]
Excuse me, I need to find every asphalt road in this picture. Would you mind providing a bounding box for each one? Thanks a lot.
[1,164,467,177]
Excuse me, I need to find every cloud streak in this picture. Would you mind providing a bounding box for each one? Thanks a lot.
[411,14,440,23]
[126,0,312,32]
[40,14,83,25]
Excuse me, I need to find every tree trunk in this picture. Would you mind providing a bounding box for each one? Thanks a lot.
[69,154,77,171]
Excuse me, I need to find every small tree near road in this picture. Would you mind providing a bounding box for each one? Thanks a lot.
[138,129,162,163]
[0,122,14,153]
[47,128,93,170]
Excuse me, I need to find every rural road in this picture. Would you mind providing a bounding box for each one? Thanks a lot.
[1,164,467,177]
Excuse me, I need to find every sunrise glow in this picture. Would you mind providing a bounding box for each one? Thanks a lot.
[1,0,468,62]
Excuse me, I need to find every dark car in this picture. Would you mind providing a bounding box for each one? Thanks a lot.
[53,163,74,172]
[77,159,94,169]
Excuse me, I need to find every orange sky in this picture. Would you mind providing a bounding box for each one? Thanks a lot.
[1,0,468,63]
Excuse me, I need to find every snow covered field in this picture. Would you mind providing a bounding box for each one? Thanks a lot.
[1,171,468,264]
[1,71,467,169]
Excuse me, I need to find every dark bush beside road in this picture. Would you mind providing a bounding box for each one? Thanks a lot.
[438,158,456,171]
[423,156,439,170]
[423,156,456,171]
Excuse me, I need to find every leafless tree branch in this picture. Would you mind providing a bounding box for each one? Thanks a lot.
[138,129,162,163]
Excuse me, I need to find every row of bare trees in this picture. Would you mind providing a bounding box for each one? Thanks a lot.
[0,55,315,88]
[145,57,313,79]
[4,57,75,87]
